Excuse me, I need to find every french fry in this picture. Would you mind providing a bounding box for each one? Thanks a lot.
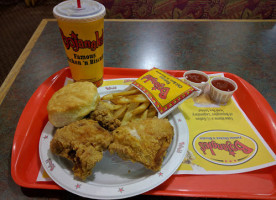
[132,102,150,115]
[140,109,148,120]
[101,93,114,101]
[113,105,127,120]
[121,103,139,125]
[98,87,159,126]
[100,101,122,110]
[128,94,149,103]
[111,94,149,104]
[101,89,140,100]
[147,104,157,118]
[110,96,131,104]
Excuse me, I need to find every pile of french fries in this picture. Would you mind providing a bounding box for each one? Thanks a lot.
[101,87,157,125]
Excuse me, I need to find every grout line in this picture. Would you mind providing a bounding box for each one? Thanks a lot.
[0,19,49,105]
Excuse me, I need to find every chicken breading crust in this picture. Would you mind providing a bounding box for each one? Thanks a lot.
[90,101,121,131]
[50,119,113,180]
[109,118,174,171]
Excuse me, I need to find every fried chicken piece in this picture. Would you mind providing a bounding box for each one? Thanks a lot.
[109,118,174,171]
[50,119,113,180]
[90,101,121,131]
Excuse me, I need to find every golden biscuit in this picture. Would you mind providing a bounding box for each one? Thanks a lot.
[47,82,100,127]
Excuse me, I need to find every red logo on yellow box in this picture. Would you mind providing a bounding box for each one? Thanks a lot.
[132,68,198,117]
[193,130,258,166]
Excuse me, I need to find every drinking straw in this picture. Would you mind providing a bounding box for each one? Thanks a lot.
[77,0,81,8]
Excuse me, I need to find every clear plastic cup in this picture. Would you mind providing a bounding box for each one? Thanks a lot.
[53,0,106,87]
[209,77,238,104]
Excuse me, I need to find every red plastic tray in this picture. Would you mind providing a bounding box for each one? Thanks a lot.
[11,67,276,199]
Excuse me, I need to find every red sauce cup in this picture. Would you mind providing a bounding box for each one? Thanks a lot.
[183,70,209,94]
[209,77,238,104]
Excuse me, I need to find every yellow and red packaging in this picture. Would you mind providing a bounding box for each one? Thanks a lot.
[131,68,200,118]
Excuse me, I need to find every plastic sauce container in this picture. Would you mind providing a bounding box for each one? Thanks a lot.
[183,70,209,93]
[209,77,238,104]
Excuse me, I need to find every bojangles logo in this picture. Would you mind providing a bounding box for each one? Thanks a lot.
[60,28,103,52]
[198,140,253,157]
[193,130,258,166]
[141,75,170,99]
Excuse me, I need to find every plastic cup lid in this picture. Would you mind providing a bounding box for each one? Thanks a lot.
[53,0,105,20]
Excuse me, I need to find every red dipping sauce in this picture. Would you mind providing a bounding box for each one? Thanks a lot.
[185,73,208,83]
[212,79,235,92]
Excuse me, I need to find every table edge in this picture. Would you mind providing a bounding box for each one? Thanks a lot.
[0,19,49,105]
[1,18,275,105]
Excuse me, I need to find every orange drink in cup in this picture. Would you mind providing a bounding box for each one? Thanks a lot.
[53,0,105,87]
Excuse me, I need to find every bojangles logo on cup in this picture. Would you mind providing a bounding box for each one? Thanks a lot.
[193,130,258,166]
[59,28,103,52]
